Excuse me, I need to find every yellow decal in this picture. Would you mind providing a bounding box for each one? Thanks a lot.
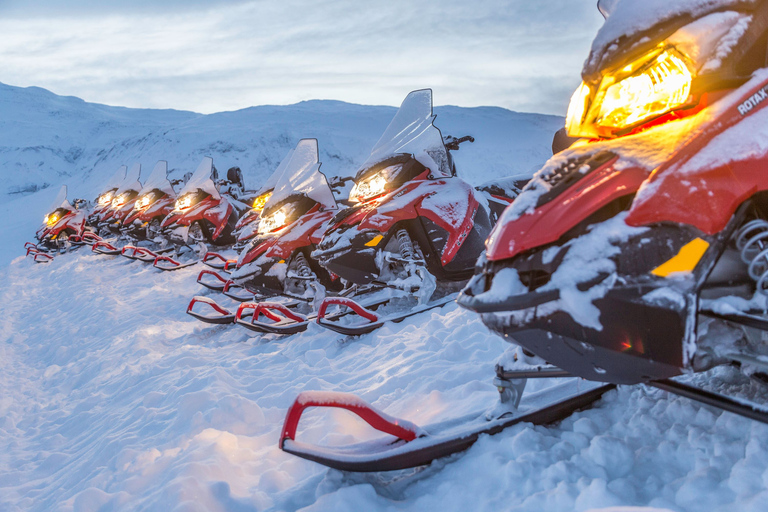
[651,238,709,277]
[365,235,384,247]
[278,259,285,264]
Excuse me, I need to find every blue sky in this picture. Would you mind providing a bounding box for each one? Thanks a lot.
[0,1,604,115]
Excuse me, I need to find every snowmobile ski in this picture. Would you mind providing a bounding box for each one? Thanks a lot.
[153,254,200,271]
[280,381,613,472]
[186,296,237,324]
[202,251,237,271]
[91,240,122,255]
[196,269,230,291]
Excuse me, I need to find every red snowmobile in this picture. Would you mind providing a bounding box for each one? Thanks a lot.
[188,139,359,330]
[88,165,127,227]
[26,186,93,262]
[308,88,510,335]
[279,0,768,472]
[91,163,143,255]
[154,157,246,270]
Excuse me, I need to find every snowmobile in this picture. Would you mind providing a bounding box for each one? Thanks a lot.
[154,156,246,270]
[278,0,768,472]
[188,139,366,329]
[88,165,127,227]
[307,89,512,335]
[27,185,93,262]
[195,148,296,288]
[117,161,183,262]
[91,163,143,255]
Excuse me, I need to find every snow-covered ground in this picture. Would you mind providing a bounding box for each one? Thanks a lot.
[2,84,768,512]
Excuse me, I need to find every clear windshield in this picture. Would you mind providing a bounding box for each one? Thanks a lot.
[116,163,142,195]
[101,165,127,195]
[263,139,336,211]
[141,160,175,197]
[259,149,294,195]
[49,185,73,213]
[178,157,220,200]
[358,89,451,179]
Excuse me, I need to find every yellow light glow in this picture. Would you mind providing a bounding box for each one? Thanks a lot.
[98,192,113,206]
[175,193,195,210]
[45,213,59,226]
[258,209,288,235]
[137,195,151,209]
[566,48,694,138]
[350,174,388,203]
[253,192,272,211]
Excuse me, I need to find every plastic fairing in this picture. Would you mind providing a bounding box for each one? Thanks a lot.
[101,165,127,194]
[179,157,220,200]
[263,139,337,211]
[358,89,452,179]
[259,149,294,195]
[49,185,73,212]
[142,161,175,196]
[116,163,142,195]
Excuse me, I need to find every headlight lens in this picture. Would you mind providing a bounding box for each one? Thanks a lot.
[136,192,157,209]
[97,192,113,206]
[253,191,272,212]
[257,208,289,235]
[45,213,59,226]
[111,193,131,208]
[175,192,199,210]
[566,48,694,138]
[349,173,390,203]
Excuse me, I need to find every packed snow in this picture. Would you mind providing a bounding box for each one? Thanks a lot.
[2,84,768,512]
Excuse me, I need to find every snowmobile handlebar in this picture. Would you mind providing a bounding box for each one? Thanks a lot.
[444,135,475,151]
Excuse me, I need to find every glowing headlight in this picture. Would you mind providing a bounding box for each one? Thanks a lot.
[111,193,130,208]
[175,193,197,210]
[350,174,388,203]
[136,194,152,209]
[45,213,59,226]
[97,192,113,206]
[258,209,288,235]
[566,48,694,138]
[253,191,272,212]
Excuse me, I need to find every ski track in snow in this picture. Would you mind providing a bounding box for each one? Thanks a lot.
[2,246,768,512]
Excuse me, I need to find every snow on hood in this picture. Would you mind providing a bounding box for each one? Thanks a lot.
[259,149,294,195]
[141,161,175,197]
[585,0,754,79]
[357,89,452,179]
[263,139,336,211]
[115,163,142,196]
[49,185,73,212]
[100,165,127,195]
[178,157,220,200]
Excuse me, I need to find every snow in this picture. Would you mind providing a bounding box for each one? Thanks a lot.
[4,84,768,511]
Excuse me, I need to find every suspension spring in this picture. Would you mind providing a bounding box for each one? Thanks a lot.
[396,228,415,260]
[736,219,768,295]
[293,252,313,278]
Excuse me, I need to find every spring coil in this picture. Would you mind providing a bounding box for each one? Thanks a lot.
[396,229,415,260]
[736,219,768,295]
[293,252,313,278]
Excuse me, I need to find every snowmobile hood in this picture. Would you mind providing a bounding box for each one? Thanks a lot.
[262,139,336,213]
[115,163,142,196]
[584,0,759,83]
[356,89,452,180]
[141,160,175,197]
[179,157,220,201]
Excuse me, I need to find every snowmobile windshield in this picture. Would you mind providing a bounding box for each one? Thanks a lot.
[48,185,73,213]
[178,157,220,200]
[251,149,295,212]
[141,161,175,197]
[116,163,142,196]
[262,139,336,215]
[96,165,127,205]
[356,88,451,180]
[566,0,766,138]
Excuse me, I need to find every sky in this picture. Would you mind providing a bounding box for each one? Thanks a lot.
[0,0,605,116]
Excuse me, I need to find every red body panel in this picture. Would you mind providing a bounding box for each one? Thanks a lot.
[161,195,234,241]
[124,195,175,226]
[239,205,335,265]
[37,210,87,240]
[626,79,768,233]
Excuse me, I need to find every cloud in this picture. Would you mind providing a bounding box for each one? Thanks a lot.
[0,0,604,115]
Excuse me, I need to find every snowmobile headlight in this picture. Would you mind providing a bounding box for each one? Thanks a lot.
[111,192,130,208]
[97,192,113,206]
[566,48,695,138]
[137,194,151,209]
[175,192,200,210]
[258,207,289,235]
[350,174,388,203]
[45,213,59,226]
[252,191,272,212]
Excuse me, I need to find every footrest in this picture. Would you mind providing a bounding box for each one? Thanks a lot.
[280,391,421,449]
[186,296,236,324]
[235,302,308,334]
[197,269,229,291]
